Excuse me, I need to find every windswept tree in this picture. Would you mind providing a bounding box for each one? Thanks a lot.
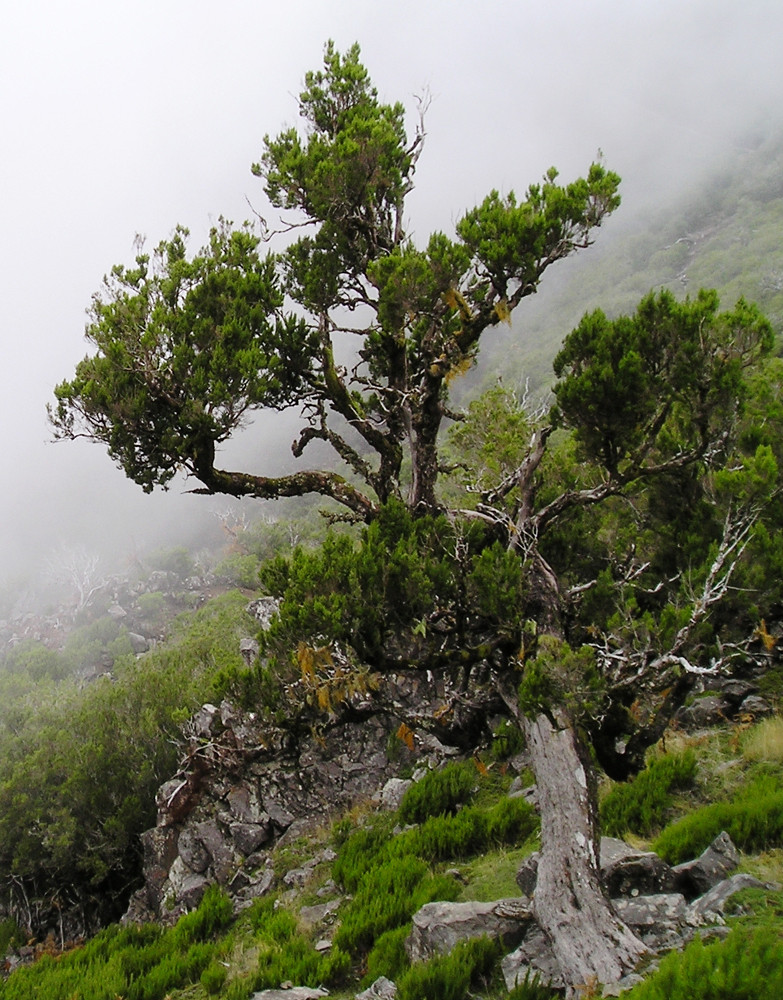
[51,43,780,993]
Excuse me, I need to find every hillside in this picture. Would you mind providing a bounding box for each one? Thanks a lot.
[466,125,783,402]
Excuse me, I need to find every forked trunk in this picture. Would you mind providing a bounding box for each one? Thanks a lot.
[522,710,648,996]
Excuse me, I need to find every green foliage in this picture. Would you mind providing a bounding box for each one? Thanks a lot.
[50,220,313,492]
[246,896,349,991]
[398,761,477,824]
[518,635,603,723]
[331,787,537,966]
[653,773,783,863]
[334,855,458,955]
[623,925,783,1000]
[0,888,231,1000]
[507,969,559,999]
[553,288,773,475]
[397,935,500,1000]
[600,750,697,837]
[0,591,252,905]
[364,924,412,983]
[52,39,619,517]
[147,545,196,578]
[259,499,512,670]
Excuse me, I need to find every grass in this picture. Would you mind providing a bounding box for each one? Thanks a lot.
[741,715,783,763]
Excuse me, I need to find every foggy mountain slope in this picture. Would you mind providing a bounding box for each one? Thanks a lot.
[466,124,783,401]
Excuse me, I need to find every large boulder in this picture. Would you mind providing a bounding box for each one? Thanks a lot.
[600,837,678,897]
[671,831,740,899]
[406,898,533,963]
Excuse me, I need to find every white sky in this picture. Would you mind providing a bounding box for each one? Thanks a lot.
[1,0,781,589]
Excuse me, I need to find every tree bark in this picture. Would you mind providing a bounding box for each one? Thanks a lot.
[522,710,648,996]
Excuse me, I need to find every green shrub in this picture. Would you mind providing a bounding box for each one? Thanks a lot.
[334,856,457,955]
[623,925,783,999]
[364,924,412,983]
[600,750,697,837]
[332,822,393,893]
[399,761,477,824]
[200,960,228,994]
[172,884,233,944]
[653,773,783,863]
[397,935,499,1000]
[507,969,559,999]
[245,897,349,992]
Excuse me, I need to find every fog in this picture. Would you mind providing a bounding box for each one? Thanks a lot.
[2,0,781,598]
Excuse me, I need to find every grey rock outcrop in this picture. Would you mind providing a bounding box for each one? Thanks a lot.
[406,897,533,963]
[356,977,397,999]
[671,830,740,898]
[125,649,502,922]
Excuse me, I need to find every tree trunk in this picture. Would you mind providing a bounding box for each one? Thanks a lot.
[522,710,648,996]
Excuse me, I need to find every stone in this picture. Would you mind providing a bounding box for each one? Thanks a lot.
[240,637,259,666]
[231,822,272,856]
[298,899,341,928]
[265,799,295,831]
[515,851,539,896]
[166,857,210,910]
[677,695,728,729]
[226,783,266,824]
[688,873,772,924]
[177,827,211,874]
[600,837,677,897]
[127,631,149,654]
[356,977,398,999]
[246,597,280,631]
[406,897,533,962]
[672,832,740,899]
[191,703,220,738]
[501,924,564,992]
[379,777,412,810]
[738,694,774,719]
[194,819,239,884]
[250,989,328,1000]
[612,892,689,951]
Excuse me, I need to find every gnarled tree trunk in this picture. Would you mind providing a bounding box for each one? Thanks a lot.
[522,710,648,996]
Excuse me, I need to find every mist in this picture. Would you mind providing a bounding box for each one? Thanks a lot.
[2,0,781,601]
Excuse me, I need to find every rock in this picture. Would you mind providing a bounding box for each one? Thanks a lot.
[356,977,397,999]
[298,899,341,928]
[612,892,689,949]
[177,827,211,873]
[230,821,272,855]
[265,800,295,831]
[406,897,533,962]
[127,631,149,654]
[226,783,267,824]
[240,637,259,666]
[501,924,564,991]
[191,703,221,738]
[379,777,412,810]
[738,694,774,719]
[515,852,539,896]
[714,679,757,707]
[672,832,740,899]
[688,873,773,924]
[600,837,677,897]
[677,695,727,729]
[246,597,280,631]
[250,989,328,1000]
[165,856,210,910]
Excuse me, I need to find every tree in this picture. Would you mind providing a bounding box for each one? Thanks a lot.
[51,41,620,520]
[50,43,779,994]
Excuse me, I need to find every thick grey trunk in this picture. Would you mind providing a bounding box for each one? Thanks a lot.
[523,711,648,996]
